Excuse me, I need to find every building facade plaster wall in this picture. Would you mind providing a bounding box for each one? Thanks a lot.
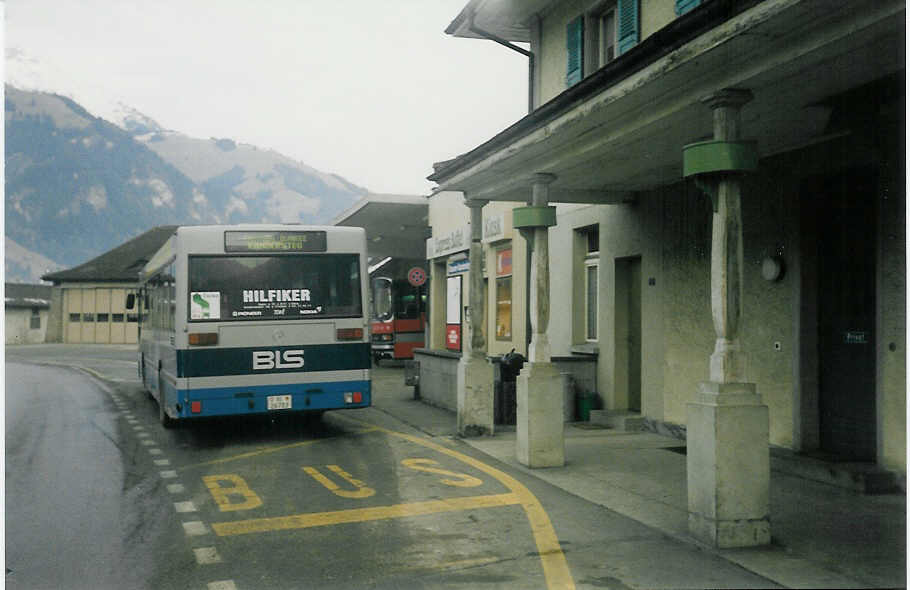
[45,287,64,343]
[5,308,50,344]
[538,0,588,105]
[428,191,469,238]
[536,0,675,105]
[548,177,800,447]
[877,149,906,472]
[640,1,677,40]
[431,159,900,464]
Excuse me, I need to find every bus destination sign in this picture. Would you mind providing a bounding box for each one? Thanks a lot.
[224,231,327,253]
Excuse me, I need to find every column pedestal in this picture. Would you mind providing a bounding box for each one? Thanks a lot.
[516,361,565,468]
[457,354,495,437]
[687,381,770,548]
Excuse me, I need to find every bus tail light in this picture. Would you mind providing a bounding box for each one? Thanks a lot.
[191,401,202,414]
[344,392,363,404]
[336,328,363,341]
[189,333,218,346]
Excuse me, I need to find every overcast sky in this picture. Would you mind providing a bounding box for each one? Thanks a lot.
[5,1,529,195]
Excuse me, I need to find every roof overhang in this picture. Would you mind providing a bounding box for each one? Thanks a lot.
[432,0,905,202]
[332,194,429,261]
[445,0,552,42]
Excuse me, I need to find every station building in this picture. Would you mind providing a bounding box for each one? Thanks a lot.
[41,226,177,344]
[5,283,53,345]
[419,0,905,548]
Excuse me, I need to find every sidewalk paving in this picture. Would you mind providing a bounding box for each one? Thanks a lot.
[371,365,907,589]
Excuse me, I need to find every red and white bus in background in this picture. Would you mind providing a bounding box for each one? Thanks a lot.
[370,258,427,364]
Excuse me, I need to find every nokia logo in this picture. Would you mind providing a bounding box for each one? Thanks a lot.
[252,349,305,370]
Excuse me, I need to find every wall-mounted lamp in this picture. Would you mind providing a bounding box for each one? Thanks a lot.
[761,256,784,282]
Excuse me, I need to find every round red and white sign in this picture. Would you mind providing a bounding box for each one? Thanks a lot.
[407,266,427,287]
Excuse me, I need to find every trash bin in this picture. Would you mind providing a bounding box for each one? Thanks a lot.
[577,391,596,422]
[496,349,525,425]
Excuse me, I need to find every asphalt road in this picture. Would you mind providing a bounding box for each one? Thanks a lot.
[5,345,778,590]
[5,361,167,590]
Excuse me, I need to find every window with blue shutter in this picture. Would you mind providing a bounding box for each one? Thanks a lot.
[676,0,702,16]
[617,0,639,55]
[566,16,584,87]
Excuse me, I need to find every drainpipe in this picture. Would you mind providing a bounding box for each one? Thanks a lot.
[468,15,534,113]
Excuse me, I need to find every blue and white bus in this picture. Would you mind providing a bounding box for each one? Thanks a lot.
[127,225,371,427]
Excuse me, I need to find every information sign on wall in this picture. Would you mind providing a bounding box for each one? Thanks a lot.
[427,225,470,259]
[446,275,462,351]
[483,213,506,243]
[447,258,470,275]
[445,325,462,351]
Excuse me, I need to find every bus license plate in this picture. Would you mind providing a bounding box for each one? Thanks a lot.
[267,395,292,410]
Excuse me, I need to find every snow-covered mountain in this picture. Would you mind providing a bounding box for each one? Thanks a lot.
[6,47,167,134]
[4,48,369,284]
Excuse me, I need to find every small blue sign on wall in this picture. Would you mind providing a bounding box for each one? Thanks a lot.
[447,258,470,275]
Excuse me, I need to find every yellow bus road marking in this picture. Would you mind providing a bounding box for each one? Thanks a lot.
[332,414,576,590]
[303,465,376,499]
[203,474,264,512]
[212,492,521,537]
[402,458,484,487]
[180,427,381,470]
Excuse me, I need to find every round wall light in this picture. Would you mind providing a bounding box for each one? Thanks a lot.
[761,256,784,282]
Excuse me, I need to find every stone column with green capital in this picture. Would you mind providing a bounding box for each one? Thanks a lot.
[684,89,771,548]
[515,174,565,468]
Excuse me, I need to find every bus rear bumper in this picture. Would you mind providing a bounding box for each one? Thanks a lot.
[173,379,371,419]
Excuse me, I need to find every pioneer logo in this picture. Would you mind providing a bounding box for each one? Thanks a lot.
[252,349,305,370]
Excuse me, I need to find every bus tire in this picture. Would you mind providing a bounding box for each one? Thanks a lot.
[139,355,152,398]
[158,377,175,429]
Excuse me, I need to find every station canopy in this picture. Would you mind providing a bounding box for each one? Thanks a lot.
[332,194,429,263]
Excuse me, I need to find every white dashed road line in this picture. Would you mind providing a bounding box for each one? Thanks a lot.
[174,501,197,513]
[183,521,210,536]
[105,384,234,590]
[194,547,223,565]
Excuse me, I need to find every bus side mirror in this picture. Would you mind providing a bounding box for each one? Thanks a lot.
[126,293,136,310]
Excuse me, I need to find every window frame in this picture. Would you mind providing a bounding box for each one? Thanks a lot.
[494,247,513,341]
[575,223,600,344]
[584,256,599,342]
[586,2,618,73]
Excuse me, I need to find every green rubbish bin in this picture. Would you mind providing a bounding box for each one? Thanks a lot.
[577,391,596,422]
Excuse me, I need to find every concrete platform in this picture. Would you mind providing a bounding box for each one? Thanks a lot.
[370,366,906,589]
[589,409,645,431]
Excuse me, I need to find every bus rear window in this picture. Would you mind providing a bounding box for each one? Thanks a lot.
[188,254,362,321]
